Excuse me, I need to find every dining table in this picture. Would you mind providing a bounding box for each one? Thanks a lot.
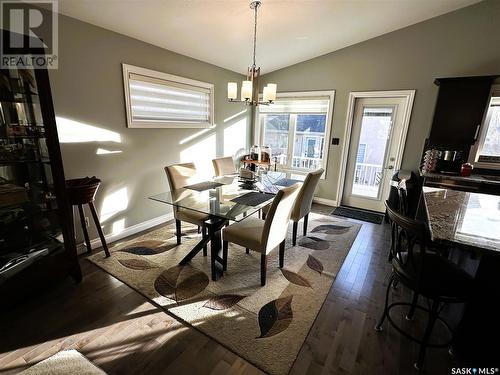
[421,186,500,363]
[149,171,304,281]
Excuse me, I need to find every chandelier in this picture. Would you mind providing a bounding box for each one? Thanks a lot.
[227,1,277,106]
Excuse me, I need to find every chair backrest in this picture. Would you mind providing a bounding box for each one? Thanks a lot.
[212,157,236,177]
[291,168,324,221]
[262,183,301,253]
[385,200,429,281]
[396,180,408,216]
[164,162,198,190]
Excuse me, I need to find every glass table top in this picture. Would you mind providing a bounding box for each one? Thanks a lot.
[149,171,305,222]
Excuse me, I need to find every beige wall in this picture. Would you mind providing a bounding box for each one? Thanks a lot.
[48,14,250,240]
[260,0,500,202]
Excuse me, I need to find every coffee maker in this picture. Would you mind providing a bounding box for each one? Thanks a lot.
[436,150,464,174]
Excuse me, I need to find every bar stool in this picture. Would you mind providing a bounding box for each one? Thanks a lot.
[66,177,110,257]
[376,201,473,370]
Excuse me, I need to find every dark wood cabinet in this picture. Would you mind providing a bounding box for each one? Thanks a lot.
[0,31,81,308]
[428,76,498,149]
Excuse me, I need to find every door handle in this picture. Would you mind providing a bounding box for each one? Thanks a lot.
[384,165,394,170]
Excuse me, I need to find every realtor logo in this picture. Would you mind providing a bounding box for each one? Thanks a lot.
[0,0,58,68]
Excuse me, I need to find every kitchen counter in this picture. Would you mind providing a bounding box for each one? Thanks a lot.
[422,186,500,253]
[421,171,500,185]
[421,171,500,195]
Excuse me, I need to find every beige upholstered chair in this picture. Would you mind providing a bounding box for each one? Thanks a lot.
[262,168,324,245]
[164,162,209,249]
[222,183,301,286]
[212,156,237,177]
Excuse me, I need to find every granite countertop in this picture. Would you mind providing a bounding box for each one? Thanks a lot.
[422,186,500,253]
[421,171,500,186]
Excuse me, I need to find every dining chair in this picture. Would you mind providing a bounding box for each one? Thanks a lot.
[212,156,237,177]
[164,162,209,252]
[376,201,473,371]
[262,168,324,245]
[222,183,301,286]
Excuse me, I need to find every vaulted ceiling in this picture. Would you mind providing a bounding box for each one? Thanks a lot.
[57,0,481,74]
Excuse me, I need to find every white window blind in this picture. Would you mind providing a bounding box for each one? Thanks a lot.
[123,64,214,128]
[258,97,330,114]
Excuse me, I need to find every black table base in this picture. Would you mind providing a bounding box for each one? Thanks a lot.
[179,217,227,281]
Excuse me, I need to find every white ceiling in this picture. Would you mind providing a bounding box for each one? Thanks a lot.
[56,0,481,74]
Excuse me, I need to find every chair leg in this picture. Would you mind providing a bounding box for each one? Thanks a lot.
[222,240,228,271]
[203,226,207,256]
[77,204,92,254]
[375,274,395,331]
[246,247,250,254]
[292,222,298,246]
[279,240,285,268]
[175,220,181,245]
[414,299,440,371]
[303,214,309,236]
[260,254,267,286]
[88,201,110,257]
[406,291,419,321]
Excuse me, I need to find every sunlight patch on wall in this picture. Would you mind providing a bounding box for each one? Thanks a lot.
[111,218,126,235]
[224,118,247,157]
[223,109,247,123]
[180,134,216,180]
[179,126,215,145]
[100,187,128,223]
[96,148,123,155]
[56,117,121,143]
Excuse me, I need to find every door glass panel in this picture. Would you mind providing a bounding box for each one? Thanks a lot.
[262,114,290,165]
[293,114,326,170]
[351,107,393,198]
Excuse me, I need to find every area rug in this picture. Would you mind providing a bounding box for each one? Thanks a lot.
[88,212,361,375]
[20,350,106,375]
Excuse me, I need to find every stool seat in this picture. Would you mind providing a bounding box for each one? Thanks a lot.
[394,252,473,302]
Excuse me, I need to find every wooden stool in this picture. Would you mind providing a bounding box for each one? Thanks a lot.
[66,177,110,257]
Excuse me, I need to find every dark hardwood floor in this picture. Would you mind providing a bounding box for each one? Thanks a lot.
[0,204,463,374]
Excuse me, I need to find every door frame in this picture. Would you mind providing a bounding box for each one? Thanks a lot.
[336,90,416,207]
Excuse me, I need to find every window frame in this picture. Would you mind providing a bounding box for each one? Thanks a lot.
[122,63,215,129]
[255,90,335,178]
[468,85,500,169]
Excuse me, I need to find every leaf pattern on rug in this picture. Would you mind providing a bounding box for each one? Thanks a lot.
[311,224,351,235]
[307,255,323,274]
[203,294,245,310]
[120,242,177,256]
[257,295,294,338]
[298,236,330,251]
[118,258,157,270]
[119,247,157,256]
[154,265,209,302]
[280,269,311,288]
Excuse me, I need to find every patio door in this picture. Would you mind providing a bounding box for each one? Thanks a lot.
[341,95,411,212]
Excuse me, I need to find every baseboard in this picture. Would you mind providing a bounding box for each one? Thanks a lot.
[77,213,174,254]
[313,197,338,207]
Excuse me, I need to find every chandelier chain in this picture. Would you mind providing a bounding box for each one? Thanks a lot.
[252,2,258,68]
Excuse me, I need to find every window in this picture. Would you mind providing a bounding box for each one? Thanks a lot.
[469,87,500,168]
[122,64,214,128]
[257,92,334,175]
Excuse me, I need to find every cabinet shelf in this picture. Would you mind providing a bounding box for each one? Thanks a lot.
[0,159,51,166]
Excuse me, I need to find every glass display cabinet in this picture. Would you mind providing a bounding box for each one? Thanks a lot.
[0,34,81,307]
